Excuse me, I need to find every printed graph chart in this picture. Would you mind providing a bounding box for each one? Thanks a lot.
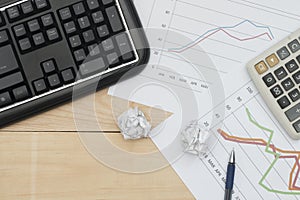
[197,81,300,199]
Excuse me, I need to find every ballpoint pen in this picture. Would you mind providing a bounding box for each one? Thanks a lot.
[224,149,236,200]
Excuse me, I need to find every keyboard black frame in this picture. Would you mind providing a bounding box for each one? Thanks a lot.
[0,0,150,127]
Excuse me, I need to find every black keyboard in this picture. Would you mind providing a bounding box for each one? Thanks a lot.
[0,0,149,126]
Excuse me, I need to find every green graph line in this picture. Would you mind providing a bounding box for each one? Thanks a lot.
[245,108,300,195]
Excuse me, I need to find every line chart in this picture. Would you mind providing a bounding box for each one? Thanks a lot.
[218,108,300,195]
[168,19,274,53]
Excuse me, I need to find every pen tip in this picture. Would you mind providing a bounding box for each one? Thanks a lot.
[229,149,235,164]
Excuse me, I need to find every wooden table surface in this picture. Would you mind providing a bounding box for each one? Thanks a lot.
[0,89,194,200]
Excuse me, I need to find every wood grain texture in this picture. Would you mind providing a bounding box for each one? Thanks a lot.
[0,89,194,200]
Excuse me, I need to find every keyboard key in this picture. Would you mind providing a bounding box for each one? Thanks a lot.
[28,19,40,32]
[80,57,106,76]
[7,6,20,20]
[277,46,290,60]
[102,0,113,5]
[102,38,114,51]
[59,7,72,21]
[19,38,32,51]
[46,28,60,41]
[97,25,109,38]
[0,45,19,75]
[73,3,85,16]
[33,79,48,94]
[0,13,5,27]
[88,44,100,56]
[281,78,294,91]
[13,24,26,37]
[263,73,276,87]
[285,102,300,122]
[107,52,119,65]
[69,35,82,48]
[270,85,283,98]
[61,68,75,84]
[277,96,291,109]
[92,11,104,24]
[106,6,123,32]
[34,0,48,10]
[87,0,100,10]
[42,60,56,73]
[78,16,90,29]
[47,74,62,89]
[293,120,300,133]
[64,21,76,34]
[285,59,299,73]
[0,30,9,44]
[74,49,86,62]
[82,30,95,43]
[266,54,279,68]
[115,33,134,60]
[292,71,300,84]
[21,1,34,14]
[41,14,54,27]
[0,72,24,91]
[0,92,12,108]
[32,33,45,46]
[288,39,300,53]
[13,85,29,101]
[274,67,287,80]
[289,89,300,102]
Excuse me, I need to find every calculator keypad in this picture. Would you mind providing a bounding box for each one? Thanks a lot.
[252,35,300,135]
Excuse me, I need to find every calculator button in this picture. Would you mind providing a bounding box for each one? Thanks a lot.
[288,39,300,53]
[271,85,283,98]
[285,102,300,122]
[277,46,290,60]
[274,67,288,80]
[285,59,299,73]
[292,71,300,84]
[293,120,300,133]
[289,89,300,102]
[277,96,291,109]
[266,54,279,67]
[255,61,268,75]
[281,78,294,91]
[263,73,276,87]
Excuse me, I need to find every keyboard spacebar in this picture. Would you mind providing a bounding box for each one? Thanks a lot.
[0,72,24,91]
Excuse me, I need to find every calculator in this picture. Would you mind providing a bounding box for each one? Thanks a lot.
[247,28,300,139]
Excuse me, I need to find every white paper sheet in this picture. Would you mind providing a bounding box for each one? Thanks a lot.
[109,0,300,199]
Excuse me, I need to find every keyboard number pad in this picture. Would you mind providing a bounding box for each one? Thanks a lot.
[58,0,135,76]
[12,12,62,54]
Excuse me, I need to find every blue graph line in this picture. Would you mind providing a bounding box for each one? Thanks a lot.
[169,19,274,51]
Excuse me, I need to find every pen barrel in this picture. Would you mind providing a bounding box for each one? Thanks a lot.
[225,164,235,190]
[224,189,233,200]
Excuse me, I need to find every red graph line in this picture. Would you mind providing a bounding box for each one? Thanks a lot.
[218,129,300,190]
[168,28,272,53]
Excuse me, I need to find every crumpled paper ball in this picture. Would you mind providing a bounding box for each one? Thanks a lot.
[181,120,211,156]
[117,107,152,140]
